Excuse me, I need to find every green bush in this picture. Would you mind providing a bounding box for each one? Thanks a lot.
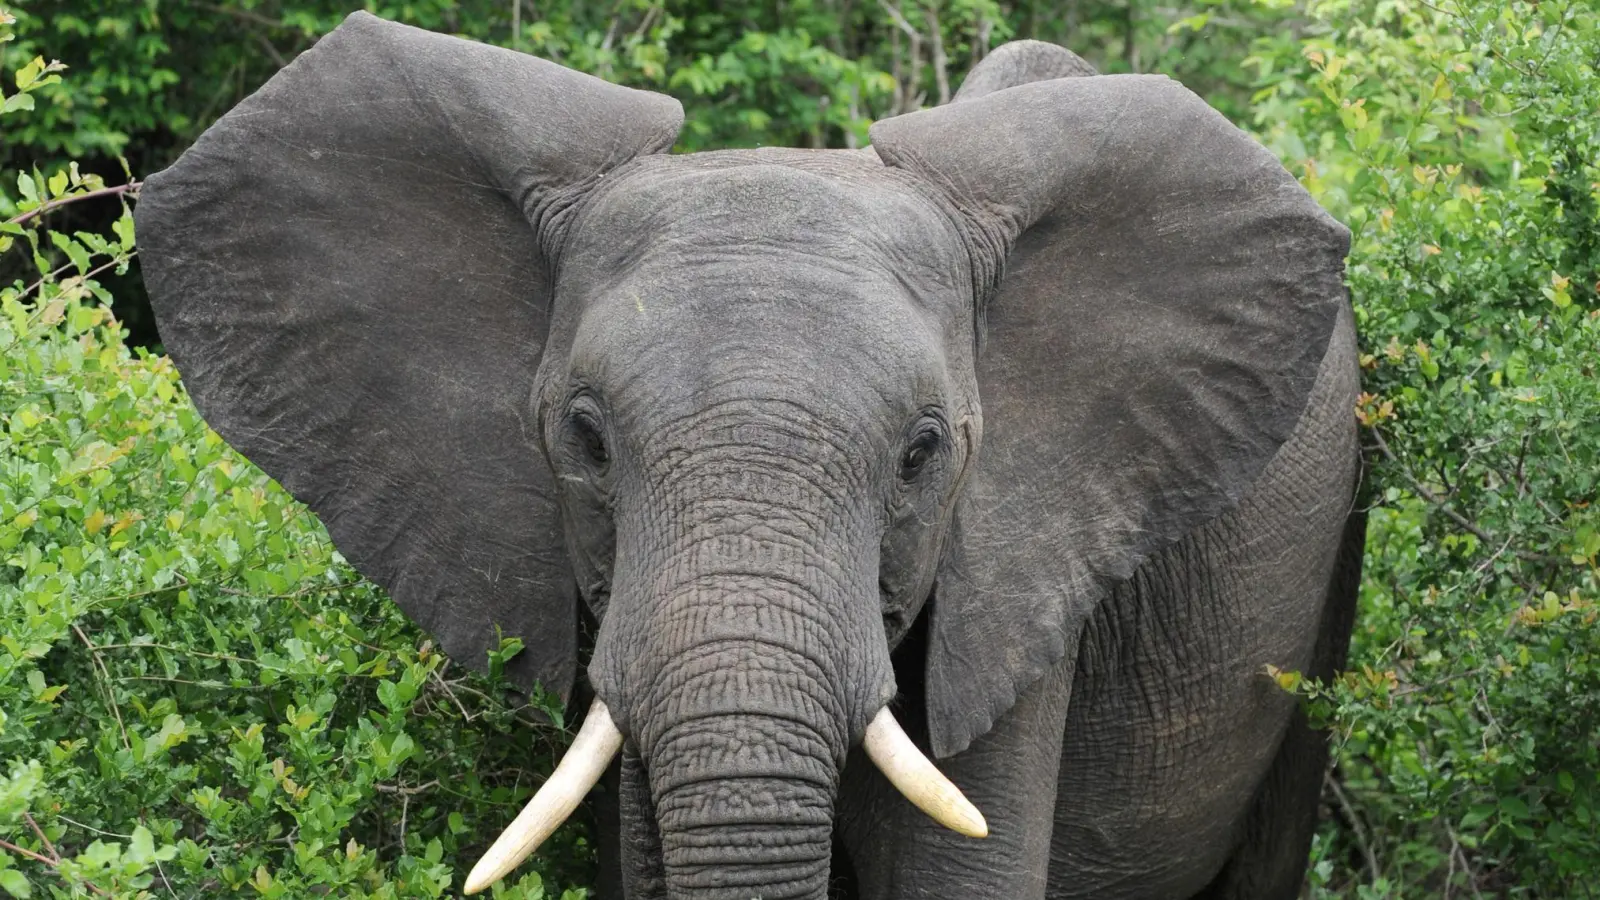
[2,2,1597,897]
[0,17,593,897]
[1244,0,1600,895]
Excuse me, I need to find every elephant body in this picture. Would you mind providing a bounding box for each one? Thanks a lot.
[135,18,1363,900]
[833,306,1362,900]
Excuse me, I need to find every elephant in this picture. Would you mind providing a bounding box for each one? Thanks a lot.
[134,13,1364,900]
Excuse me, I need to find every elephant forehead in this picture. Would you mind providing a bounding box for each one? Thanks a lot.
[570,256,952,431]
[562,151,970,307]
[553,152,973,423]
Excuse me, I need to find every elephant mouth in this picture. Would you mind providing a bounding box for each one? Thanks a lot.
[461,698,986,894]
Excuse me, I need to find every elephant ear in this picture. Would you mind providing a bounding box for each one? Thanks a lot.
[952,39,1097,103]
[136,12,682,703]
[870,73,1349,758]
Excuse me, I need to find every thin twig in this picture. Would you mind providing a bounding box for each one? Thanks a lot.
[521,0,557,59]
[114,675,262,689]
[1150,6,1264,29]
[92,642,276,667]
[72,623,131,751]
[196,2,289,30]
[1471,535,1515,578]
[255,32,286,68]
[424,675,550,732]
[970,14,992,66]
[18,253,137,304]
[1324,770,1381,883]
[1448,824,1485,899]
[429,665,475,722]
[399,793,410,846]
[1474,686,1500,748]
[629,4,661,42]
[923,4,949,105]
[1413,0,1533,78]
[0,838,57,867]
[878,0,925,112]
[192,59,245,128]
[216,582,349,601]
[285,593,386,651]
[54,816,131,840]
[155,857,178,898]
[0,838,113,896]
[1445,826,1459,899]
[1368,427,1566,568]
[22,812,57,861]
[374,780,439,796]
[598,0,627,58]
[1392,667,1487,697]
[877,0,920,38]
[6,182,141,227]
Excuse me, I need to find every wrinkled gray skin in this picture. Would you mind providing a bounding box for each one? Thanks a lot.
[135,15,1362,900]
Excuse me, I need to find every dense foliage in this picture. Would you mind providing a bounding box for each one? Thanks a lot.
[1,0,1596,896]
[1,16,589,898]
[1254,2,1600,895]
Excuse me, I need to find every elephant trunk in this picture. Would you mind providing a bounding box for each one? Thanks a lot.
[631,571,855,900]
[650,708,837,899]
[598,435,883,897]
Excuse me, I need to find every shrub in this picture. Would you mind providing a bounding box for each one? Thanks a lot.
[0,19,591,897]
[1244,0,1600,894]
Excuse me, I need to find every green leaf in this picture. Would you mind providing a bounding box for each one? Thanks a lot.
[128,825,156,863]
[14,56,42,90]
[1460,804,1495,829]
[112,211,135,250]
[377,679,402,713]
[0,869,31,898]
[1499,796,1530,819]
[49,231,91,275]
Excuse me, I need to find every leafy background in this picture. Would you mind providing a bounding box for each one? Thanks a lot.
[1,0,1596,896]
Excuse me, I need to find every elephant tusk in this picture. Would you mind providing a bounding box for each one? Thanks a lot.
[863,707,989,838]
[464,698,623,895]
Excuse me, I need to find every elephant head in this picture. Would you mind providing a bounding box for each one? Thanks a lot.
[135,18,1348,900]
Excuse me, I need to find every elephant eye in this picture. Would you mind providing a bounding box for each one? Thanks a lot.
[568,410,609,467]
[900,428,942,481]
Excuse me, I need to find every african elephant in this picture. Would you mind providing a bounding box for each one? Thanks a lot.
[135,13,1363,900]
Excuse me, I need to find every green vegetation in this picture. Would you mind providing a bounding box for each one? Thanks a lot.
[0,15,589,899]
[1259,3,1600,895]
[2,1,1596,896]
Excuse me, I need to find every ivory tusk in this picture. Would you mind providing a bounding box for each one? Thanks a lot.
[464,698,623,895]
[862,707,989,838]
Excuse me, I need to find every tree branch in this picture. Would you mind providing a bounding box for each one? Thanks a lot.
[923,4,950,105]
[6,181,141,227]
[1324,770,1381,883]
[72,623,130,752]
[1367,426,1568,568]
[0,837,113,896]
[878,0,925,113]
[195,2,291,31]
[22,812,57,862]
